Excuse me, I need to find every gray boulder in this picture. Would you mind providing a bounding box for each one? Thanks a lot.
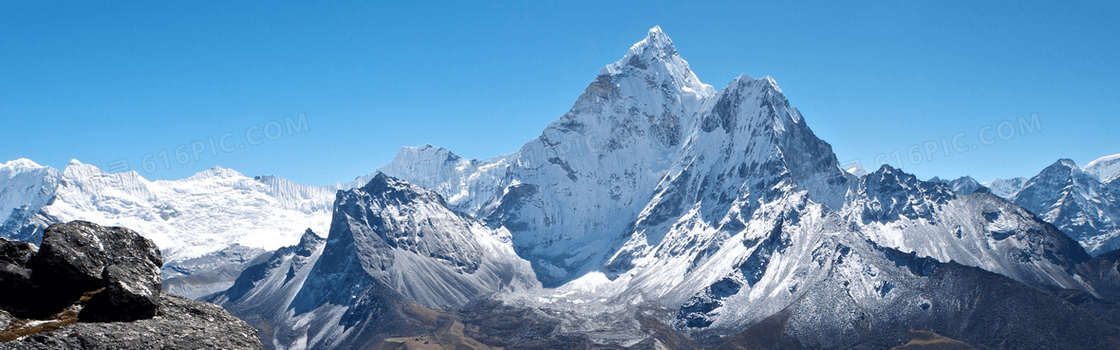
[26,221,163,321]
[79,263,163,322]
[0,237,36,265]
[0,221,265,349]
[0,238,36,315]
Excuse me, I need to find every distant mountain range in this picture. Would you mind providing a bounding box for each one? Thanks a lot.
[3,27,1119,349]
[975,155,1120,255]
[0,158,373,298]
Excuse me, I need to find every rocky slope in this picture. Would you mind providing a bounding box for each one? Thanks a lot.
[713,249,1120,349]
[207,174,538,349]
[0,221,263,349]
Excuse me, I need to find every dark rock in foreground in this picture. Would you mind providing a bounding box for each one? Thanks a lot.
[0,294,263,350]
[0,220,264,349]
[0,238,36,265]
[27,221,164,321]
[0,238,36,314]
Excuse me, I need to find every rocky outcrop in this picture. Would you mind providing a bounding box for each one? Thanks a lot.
[0,220,263,349]
[0,294,264,350]
[26,221,163,321]
[0,238,36,315]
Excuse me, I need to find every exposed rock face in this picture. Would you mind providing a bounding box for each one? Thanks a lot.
[0,238,36,314]
[27,221,163,321]
[0,238,35,265]
[0,220,264,349]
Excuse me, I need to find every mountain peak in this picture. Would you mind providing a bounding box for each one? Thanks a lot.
[621,25,676,61]
[1084,153,1120,183]
[1052,158,1080,170]
[641,25,672,48]
[845,161,871,177]
[186,166,245,181]
[1,158,45,170]
[62,159,107,177]
[599,26,693,80]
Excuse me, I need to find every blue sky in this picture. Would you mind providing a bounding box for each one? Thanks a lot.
[2,1,1117,185]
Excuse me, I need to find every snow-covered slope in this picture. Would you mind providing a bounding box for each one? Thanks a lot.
[1085,153,1120,184]
[718,241,1120,349]
[377,144,511,216]
[1010,159,1120,255]
[210,173,539,349]
[308,173,538,309]
[844,161,871,177]
[980,155,1120,255]
[983,176,1027,199]
[0,159,61,242]
[600,70,853,301]
[0,159,363,264]
[846,166,1089,290]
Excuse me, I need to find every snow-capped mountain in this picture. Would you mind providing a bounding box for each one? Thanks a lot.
[208,173,538,349]
[0,159,60,242]
[718,239,1120,349]
[349,26,1117,346]
[381,26,1093,298]
[845,166,1089,290]
[1003,158,1120,255]
[0,158,377,297]
[213,172,1120,349]
[844,160,871,177]
[382,26,717,287]
[982,176,1027,198]
[0,159,339,260]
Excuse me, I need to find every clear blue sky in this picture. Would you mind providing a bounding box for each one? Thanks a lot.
[2,1,1117,185]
